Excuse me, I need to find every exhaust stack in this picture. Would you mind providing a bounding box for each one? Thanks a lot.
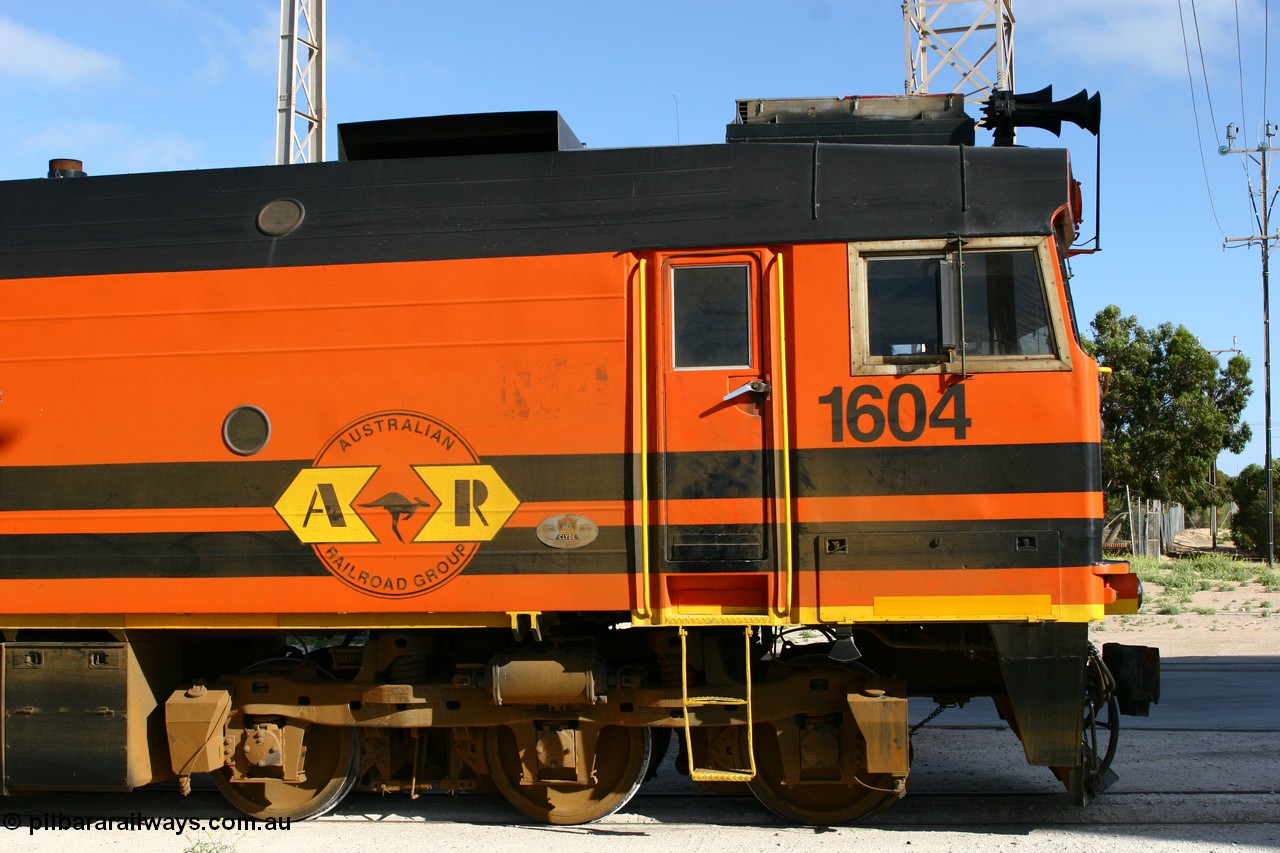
[47,159,86,179]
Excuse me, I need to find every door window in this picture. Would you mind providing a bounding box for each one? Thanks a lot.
[671,264,752,369]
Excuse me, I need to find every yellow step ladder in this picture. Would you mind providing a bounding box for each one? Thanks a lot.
[679,626,756,782]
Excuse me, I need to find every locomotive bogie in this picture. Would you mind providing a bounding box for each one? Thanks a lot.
[149,624,913,823]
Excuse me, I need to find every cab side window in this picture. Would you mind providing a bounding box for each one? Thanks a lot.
[852,239,1069,375]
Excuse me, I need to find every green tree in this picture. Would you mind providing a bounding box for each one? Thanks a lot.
[1088,305,1252,507]
[1229,462,1277,553]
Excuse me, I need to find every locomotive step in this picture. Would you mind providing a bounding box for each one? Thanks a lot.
[684,696,747,706]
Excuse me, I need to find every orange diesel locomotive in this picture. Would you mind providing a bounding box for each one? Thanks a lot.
[0,93,1156,825]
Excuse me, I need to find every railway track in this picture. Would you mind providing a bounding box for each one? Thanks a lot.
[7,679,1278,850]
[8,778,1277,853]
[8,767,1277,827]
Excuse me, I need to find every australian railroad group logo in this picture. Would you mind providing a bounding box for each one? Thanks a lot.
[274,411,519,598]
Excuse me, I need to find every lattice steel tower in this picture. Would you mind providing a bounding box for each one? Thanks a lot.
[276,0,326,164]
[904,0,1014,102]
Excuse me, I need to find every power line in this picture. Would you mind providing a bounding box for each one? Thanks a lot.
[1180,0,1229,236]
[1194,0,1260,230]
[1265,1,1276,233]
[1265,0,1271,124]
[1190,0,1224,142]
[1243,129,1265,237]
[1235,0,1249,136]
[1192,1,1260,230]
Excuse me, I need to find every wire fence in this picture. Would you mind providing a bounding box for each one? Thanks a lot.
[1102,488,1187,557]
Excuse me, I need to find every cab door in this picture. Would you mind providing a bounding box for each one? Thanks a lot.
[650,252,785,619]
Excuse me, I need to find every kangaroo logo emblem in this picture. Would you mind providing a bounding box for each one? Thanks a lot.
[358,492,431,542]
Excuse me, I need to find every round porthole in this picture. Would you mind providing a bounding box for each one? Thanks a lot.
[223,406,271,456]
[257,198,305,237]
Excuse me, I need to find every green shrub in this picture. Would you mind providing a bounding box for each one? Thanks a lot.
[1188,553,1255,582]
[1230,462,1280,554]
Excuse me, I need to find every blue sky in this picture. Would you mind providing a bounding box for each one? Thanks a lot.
[0,0,1274,476]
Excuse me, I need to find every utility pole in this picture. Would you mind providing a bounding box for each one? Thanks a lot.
[276,0,326,165]
[1221,122,1277,567]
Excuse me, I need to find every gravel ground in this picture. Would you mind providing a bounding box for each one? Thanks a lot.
[1091,596,1279,658]
[1093,531,1280,658]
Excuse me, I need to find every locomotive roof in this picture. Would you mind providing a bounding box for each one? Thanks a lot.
[0,128,1070,280]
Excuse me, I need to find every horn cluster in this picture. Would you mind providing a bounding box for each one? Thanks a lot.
[981,86,1102,146]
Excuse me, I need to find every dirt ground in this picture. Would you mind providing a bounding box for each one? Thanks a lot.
[1090,528,1280,657]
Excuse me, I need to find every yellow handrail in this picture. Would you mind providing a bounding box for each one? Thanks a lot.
[775,253,793,619]
[638,258,652,620]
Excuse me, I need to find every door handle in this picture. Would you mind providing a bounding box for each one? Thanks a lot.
[722,380,772,402]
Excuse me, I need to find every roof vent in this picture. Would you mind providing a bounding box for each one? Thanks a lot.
[727,95,975,146]
[338,111,584,161]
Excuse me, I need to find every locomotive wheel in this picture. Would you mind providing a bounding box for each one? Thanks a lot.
[484,723,651,824]
[1058,647,1121,805]
[213,723,359,821]
[745,720,899,826]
